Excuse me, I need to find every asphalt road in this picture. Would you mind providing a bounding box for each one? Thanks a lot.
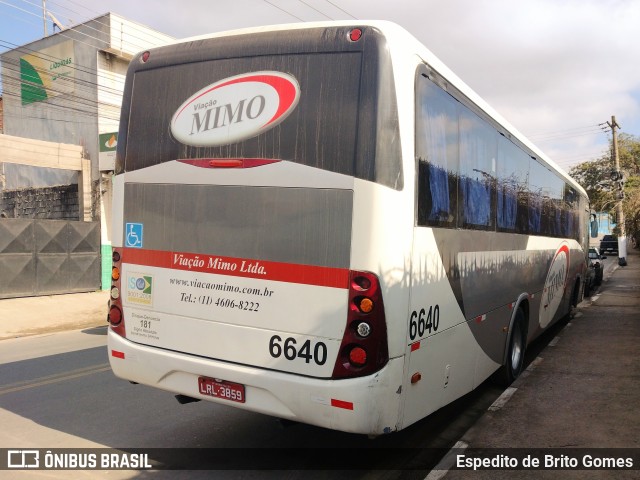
[0,323,568,479]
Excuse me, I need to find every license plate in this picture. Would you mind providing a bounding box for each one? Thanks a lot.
[198,376,245,403]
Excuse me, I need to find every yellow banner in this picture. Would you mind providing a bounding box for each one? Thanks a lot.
[20,41,75,105]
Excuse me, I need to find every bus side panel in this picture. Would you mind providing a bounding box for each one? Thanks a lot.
[525,237,586,341]
[402,228,585,427]
[401,321,480,429]
[401,227,492,428]
[112,176,125,248]
[349,179,414,362]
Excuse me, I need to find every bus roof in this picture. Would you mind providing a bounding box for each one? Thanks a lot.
[152,20,587,199]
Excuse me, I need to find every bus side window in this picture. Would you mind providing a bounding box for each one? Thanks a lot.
[458,109,497,230]
[528,159,549,235]
[416,75,458,228]
[497,135,528,232]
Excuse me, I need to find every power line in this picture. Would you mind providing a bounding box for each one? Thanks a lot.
[262,0,306,22]
[0,4,168,102]
[1,60,125,116]
[0,1,174,61]
[1,46,125,97]
[297,0,334,20]
[530,128,609,143]
[555,147,610,160]
[526,123,607,137]
[1,59,124,120]
[527,124,609,142]
[261,0,359,23]
[325,0,358,20]
[11,0,175,51]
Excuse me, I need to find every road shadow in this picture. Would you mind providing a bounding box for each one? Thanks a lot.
[81,325,108,336]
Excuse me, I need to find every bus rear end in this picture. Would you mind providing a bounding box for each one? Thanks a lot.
[107,23,405,435]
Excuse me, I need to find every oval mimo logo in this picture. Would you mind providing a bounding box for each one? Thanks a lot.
[539,242,570,328]
[170,71,300,147]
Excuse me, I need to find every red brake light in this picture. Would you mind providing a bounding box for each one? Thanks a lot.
[109,306,122,325]
[109,247,126,338]
[141,51,150,63]
[332,270,388,379]
[178,158,281,169]
[209,159,243,168]
[349,28,363,42]
[349,347,367,367]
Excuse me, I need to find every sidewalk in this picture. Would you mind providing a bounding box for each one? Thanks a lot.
[442,248,640,479]
[0,290,109,340]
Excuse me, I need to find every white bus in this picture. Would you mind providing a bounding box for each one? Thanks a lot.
[108,21,591,436]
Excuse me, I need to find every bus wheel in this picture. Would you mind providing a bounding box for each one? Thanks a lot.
[494,308,526,387]
[565,279,581,321]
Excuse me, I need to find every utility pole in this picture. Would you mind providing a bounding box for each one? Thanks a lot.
[42,0,47,36]
[607,115,626,266]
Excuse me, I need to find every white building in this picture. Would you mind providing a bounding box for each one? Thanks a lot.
[0,13,175,288]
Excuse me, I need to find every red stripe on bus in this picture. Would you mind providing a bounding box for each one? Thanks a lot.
[411,341,420,351]
[331,399,354,410]
[111,350,125,359]
[122,248,349,289]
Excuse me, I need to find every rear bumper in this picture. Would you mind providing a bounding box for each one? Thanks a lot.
[108,330,404,435]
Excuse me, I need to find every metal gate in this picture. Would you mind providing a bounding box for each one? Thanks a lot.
[0,219,101,299]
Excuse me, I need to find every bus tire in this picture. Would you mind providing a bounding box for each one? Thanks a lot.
[565,278,581,321]
[494,307,526,387]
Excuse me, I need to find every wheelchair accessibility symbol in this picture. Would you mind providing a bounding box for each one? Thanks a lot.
[126,223,143,248]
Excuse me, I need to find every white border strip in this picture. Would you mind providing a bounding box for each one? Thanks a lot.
[487,386,518,412]
[424,441,468,480]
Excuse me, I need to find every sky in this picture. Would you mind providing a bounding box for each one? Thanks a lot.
[1,0,639,172]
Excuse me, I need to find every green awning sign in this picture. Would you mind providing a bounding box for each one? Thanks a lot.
[100,132,118,152]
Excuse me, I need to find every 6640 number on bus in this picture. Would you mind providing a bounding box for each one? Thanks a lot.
[409,305,440,340]
[269,335,327,365]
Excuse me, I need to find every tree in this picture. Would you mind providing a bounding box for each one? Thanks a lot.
[622,175,640,246]
[569,132,640,244]
[568,159,614,211]
[617,133,640,175]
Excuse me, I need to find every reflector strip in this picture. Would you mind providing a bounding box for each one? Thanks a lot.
[411,341,421,351]
[331,399,354,410]
[111,350,125,359]
[123,248,349,289]
[475,314,487,324]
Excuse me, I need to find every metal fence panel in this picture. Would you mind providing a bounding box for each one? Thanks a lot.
[0,219,100,299]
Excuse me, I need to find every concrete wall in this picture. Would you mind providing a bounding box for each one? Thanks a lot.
[0,133,90,221]
[1,184,79,220]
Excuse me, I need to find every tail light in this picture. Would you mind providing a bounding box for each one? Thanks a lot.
[109,247,126,337]
[331,271,388,379]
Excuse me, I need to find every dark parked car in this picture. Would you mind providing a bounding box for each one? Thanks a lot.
[599,235,618,256]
